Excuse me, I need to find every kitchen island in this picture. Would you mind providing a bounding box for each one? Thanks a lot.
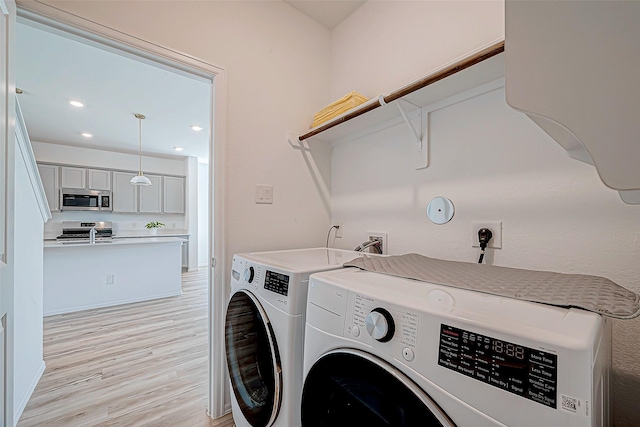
[43,237,185,315]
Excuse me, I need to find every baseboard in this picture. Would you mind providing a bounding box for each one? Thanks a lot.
[43,291,182,316]
[14,360,46,426]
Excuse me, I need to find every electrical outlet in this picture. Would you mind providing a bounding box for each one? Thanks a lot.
[368,231,388,254]
[105,274,115,285]
[471,222,502,249]
[334,222,343,238]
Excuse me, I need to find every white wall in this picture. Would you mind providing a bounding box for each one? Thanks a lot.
[39,0,334,258]
[330,1,504,100]
[13,145,45,423]
[197,161,209,267]
[32,0,333,413]
[331,3,640,426]
[32,141,186,175]
[185,156,199,271]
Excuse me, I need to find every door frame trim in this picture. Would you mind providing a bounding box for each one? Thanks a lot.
[14,2,229,418]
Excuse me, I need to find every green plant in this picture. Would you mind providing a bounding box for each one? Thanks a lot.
[145,221,165,229]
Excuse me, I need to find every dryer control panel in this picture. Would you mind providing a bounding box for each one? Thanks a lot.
[264,270,289,296]
[438,324,558,409]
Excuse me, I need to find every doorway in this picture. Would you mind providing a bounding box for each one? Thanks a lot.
[14,4,227,422]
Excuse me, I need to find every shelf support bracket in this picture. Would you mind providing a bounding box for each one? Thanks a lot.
[396,99,428,169]
[287,131,332,154]
[396,100,422,146]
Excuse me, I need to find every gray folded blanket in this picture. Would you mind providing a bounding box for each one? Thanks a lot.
[344,253,639,319]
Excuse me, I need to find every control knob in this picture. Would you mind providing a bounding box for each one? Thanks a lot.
[365,308,395,342]
[243,266,255,283]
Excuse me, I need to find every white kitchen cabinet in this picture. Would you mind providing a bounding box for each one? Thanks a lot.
[36,161,186,215]
[88,169,111,190]
[61,167,111,191]
[163,176,185,214]
[60,166,86,189]
[112,171,138,213]
[37,164,60,212]
[138,174,163,213]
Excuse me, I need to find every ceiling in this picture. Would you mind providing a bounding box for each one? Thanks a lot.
[16,21,212,162]
[15,2,364,163]
[284,1,366,29]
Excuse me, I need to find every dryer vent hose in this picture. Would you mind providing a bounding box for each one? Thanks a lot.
[354,240,383,254]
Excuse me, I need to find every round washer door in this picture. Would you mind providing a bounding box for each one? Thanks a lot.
[225,290,282,427]
[302,349,455,427]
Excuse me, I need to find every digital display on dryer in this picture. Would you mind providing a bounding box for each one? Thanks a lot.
[264,270,289,296]
[438,324,558,409]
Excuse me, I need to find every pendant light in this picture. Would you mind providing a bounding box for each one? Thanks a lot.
[130,113,152,186]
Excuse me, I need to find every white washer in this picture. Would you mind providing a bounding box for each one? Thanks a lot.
[302,268,611,427]
[224,248,373,427]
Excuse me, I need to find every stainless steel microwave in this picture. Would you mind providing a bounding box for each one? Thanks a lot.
[60,188,112,211]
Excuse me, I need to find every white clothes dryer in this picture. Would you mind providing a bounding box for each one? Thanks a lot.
[224,248,371,427]
[302,268,611,427]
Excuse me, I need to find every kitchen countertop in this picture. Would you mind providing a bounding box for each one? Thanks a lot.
[113,231,189,238]
[44,236,187,248]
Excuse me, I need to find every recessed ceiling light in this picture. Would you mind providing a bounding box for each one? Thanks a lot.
[174,147,184,152]
[191,125,203,131]
[69,100,85,107]
[81,133,93,138]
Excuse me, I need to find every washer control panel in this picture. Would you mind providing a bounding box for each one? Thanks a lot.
[346,293,419,360]
[438,324,558,409]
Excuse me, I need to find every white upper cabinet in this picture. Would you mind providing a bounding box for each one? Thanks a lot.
[61,167,111,191]
[87,169,111,191]
[163,176,185,214]
[38,162,186,214]
[112,171,138,213]
[138,175,163,213]
[60,166,86,189]
[505,1,640,203]
[37,164,60,212]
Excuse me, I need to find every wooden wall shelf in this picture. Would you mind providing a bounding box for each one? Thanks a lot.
[295,41,505,145]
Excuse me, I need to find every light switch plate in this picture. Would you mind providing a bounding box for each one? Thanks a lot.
[255,185,273,204]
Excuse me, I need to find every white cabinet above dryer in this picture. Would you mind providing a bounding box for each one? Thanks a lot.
[505,1,640,203]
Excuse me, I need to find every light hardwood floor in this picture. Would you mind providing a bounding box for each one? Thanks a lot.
[18,270,234,427]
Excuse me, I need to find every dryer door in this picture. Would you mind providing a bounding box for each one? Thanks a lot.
[225,290,282,427]
[302,349,456,427]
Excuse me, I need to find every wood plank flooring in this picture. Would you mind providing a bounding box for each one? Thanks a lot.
[18,270,234,427]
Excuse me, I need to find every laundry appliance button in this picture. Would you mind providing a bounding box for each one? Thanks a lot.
[351,325,360,337]
[402,347,415,361]
[365,308,395,342]
[243,266,255,283]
